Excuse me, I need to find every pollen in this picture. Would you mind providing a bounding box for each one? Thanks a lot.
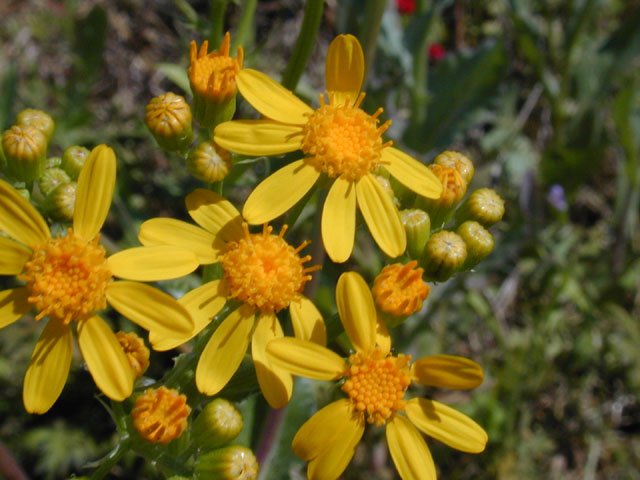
[20,229,112,325]
[302,93,392,181]
[342,350,412,426]
[372,261,430,317]
[131,387,191,444]
[116,331,150,379]
[221,224,320,313]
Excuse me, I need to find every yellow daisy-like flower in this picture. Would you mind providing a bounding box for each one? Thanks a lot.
[138,189,325,409]
[267,272,487,480]
[214,34,442,263]
[0,145,197,414]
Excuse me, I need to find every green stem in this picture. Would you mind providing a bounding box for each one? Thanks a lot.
[90,439,131,480]
[208,0,229,49]
[232,0,257,51]
[358,0,386,84]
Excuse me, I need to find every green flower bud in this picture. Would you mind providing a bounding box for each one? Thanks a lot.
[43,181,76,221]
[456,221,494,270]
[187,141,231,183]
[416,164,467,229]
[400,209,431,259]
[145,92,194,153]
[39,167,72,196]
[422,230,467,282]
[456,188,505,227]
[16,188,30,201]
[61,146,90,180]
[195,446,258,480]
[16,109,55,141]
[2,126,47,182]
[46,156,62,168]
[434,150,474,184]
[192,398,243,451]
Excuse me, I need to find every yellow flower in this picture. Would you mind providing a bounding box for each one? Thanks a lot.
[0,145,197,414]
[138,189,325,409]
[372,260,430,317]
[267,272,487,480]
[214,34,442,263]
[131,386,191,444]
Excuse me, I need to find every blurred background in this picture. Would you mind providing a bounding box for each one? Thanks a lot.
[0,0,639,478]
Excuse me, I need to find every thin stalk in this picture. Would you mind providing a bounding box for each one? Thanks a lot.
[90,439,131,480]
[232,0,257,51]
[208,0,229,49]
[358,0,386,84]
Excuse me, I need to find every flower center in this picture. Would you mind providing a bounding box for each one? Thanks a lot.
[189,34,244,99]
[301,93,392,181]
[372,260,430,317]
[221,224,319,313]
[342,350,412,426]
[20,229,112,325]
[131,387,191,444]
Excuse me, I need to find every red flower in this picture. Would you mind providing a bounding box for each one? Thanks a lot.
[428,43,446,61]
[396,0,416,15]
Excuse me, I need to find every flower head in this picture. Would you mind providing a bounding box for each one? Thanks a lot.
[214,34,442,263]
[372,260,430,318]
[145,92,194,152]
[2,125,47,182]
[116,331,150,378]
[267,272,487,480]
[132,386,191,444]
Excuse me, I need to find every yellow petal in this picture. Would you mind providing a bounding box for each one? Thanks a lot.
[107,246,199,281]
[23,320,72,414]
[150,280,228,351]
[290,295,326,346]
[356,174,406,258]
[411,355,484,390]
[73,145,116,241]
[386,414,437,480]
[0,236,30,274]
[139,217,223,264]
[185,189,244,242]
[266,337,346,381]
[325,34,365,107]
[236,69,312,125]
[293,399,354,460]
[0,288,31,329]
[242,160,320,225]
[405,398,488,453]
[77,314,134,401]
[195,305,254,395]
[382,147,443,199]
[0,178,49,246]
[214,120,303,156]
[322,175,356,263]
[252,313,293,409]
[106,281,194,341]
[376,314,391,355]
[336,272,376,353]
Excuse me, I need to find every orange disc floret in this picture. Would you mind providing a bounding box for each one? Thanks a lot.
[221,224,320,313]
[131,387,191,444]
[428,164,467,208]
[20,229,112,325]
[342,350,412,426]
[116,331,150,379]
[372,260,430,317]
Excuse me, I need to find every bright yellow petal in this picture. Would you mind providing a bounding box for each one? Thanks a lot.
[376,314,391,355]
[382,147,443,199]
[322,175,356,263]
[411,355,484,390]
[107,246,199,281]
[139,218,223,264]
[185,189,244,242]
[0,179,49,246]
[23,320,72,414]
[236,69,312,125]
[195,305,254,395]
[242,160,320,224]
[252,313,293,409]
[405,398,488,453]
[266,337,346,381]
[290,295,326,346]
[73,145,116,241]
[293,399,354,460]
[336,272,376,353]
[150,280,228,351]
[386,414,437,480]
[106,281,194,341]
[77,315,134,401]
[214,120,303,156]
[0,288,31,329]
[356,174,406,258]
[0,236,30,274]
[325,34,365,106]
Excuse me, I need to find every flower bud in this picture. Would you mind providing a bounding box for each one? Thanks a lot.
[189,32,243,129]
[456,221,494,270]
[195,446,258,480]
[116,331,150,379]
[400,209,430,259]
[2,125,47,182]
[422,230,467,282]
[434,150,474,184]
[372,261,430,326]
[456,188,505,227]
[416,164,467,229]
[187,141,231,183]
[145,92,194,153]
[39,167,71,196]
[46,156,62,168]
[131,387,191,444]
[192,398,244,451]
[61,146,90,180]
[43,181,76,222]
[16,109,55,141]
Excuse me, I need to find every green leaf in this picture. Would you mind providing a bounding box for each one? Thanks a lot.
[156,63,191,94]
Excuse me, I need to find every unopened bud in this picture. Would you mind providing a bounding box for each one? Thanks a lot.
[131,387,191,444]
[434,150,474,184]
[61,146,90,180]
[456,221,494,270]
[39,167,71,196]
[187,141,231,183]
[372,261,430,326]
[145,92,194,153]
[192,398,244,451]
[46,156,62,168]
[400,209,431,259]
[2,126,47,182]
[422,230,467,282]
[416,164,467,228]
[43,181,76,221]
[195,446,258,480]
[455,188,505,227]
[116,331,150,379]
[16,109,55,141]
